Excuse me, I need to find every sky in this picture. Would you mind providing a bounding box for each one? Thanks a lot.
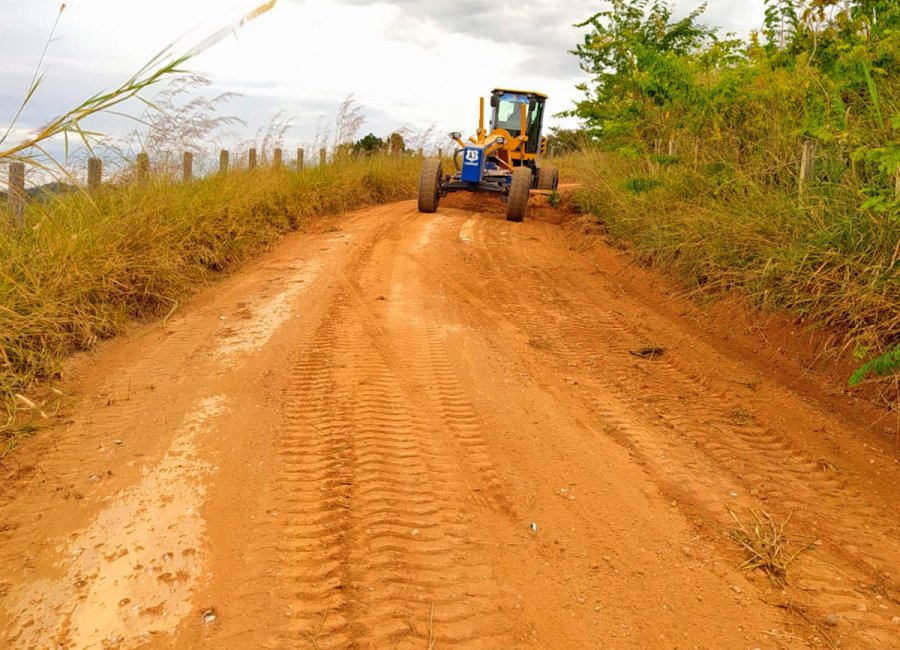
[0,0,767,165]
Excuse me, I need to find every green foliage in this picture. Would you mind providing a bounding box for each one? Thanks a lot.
[353,133,386,154]
[566,150,899,363]
[849,345,900,385]
[546,127,593,153]
[568,0,722,146]
[568,0,900,388]
[623,176,662,193]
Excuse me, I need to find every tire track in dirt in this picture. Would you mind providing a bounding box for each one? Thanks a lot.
[442,214,899,646]
[356,216,513,516]
[264,211,515,648]
[268,298,512,648]
[4,199,897,649]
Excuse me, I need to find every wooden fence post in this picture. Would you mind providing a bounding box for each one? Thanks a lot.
[219,149,229,174]
[319,148,326,167]
[136,152,150,181]
[417,147,423,157]
[248,148,257,170]
[297,148,304,171]
[799,139,817,195]
[8,162,25,228]
[182,152,193,183]
[668,137,677,157]
[437,147,443,160]
[87,157,102,191]
[274,148,283,170]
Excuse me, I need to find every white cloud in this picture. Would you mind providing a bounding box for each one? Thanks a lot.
[1,0,767,157]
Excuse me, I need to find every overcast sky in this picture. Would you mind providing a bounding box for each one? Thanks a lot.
[1,0,767,162]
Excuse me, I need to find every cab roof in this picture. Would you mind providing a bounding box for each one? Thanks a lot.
[491,88,548,100]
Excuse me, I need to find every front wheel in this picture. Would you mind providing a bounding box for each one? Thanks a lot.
[417,158,442,213]
[536,165,559,191]
[506,167,533,222]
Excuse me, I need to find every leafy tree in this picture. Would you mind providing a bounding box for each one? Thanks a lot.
[546,127,592,153]
[568,0,899,385]
[353,133,385,155]
[568,0,717,146]
[763,0,800,54]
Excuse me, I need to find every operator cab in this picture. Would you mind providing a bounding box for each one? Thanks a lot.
[489,88,547,155]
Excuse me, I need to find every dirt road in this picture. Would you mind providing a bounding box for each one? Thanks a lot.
[1,197,898,649]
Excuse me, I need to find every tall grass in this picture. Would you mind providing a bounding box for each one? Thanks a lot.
[563,149,899,404]
[0,2,278,175]
[1,155,418,444]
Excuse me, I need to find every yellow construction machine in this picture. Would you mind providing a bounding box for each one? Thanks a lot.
[417,88,558,222]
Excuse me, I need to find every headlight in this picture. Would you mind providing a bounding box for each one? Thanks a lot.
[449,132,461,140]
[495,137,506,144]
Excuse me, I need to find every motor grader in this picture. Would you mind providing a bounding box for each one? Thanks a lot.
[417,88,558,222]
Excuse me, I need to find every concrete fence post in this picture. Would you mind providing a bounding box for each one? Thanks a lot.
[274,148,283,170]
[8,162,25,228]
[319,148,327,167]
[297,148,304,171]
[136,152,150,181]
[182,151,193,183]
[219,149,229,174]
[668,137,677,157]
[799,139,817,195]
[249,148,257,170]
[87,157,102,191]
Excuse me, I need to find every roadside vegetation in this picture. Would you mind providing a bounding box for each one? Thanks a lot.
[0,1,420,447]
[0,156,418,447]
[560,0,899,401]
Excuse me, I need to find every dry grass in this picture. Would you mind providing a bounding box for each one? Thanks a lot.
[563,149,900,406]
[0,155,419,447]
[727,508,807,585]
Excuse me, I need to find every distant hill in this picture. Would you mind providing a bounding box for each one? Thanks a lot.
[1,182,79,203]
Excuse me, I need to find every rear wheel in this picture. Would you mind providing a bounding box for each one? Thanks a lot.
[536,165,559,191]
[506,167,533,222]
[417,158,442,213]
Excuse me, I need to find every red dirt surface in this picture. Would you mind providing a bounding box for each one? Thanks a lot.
[1,196,898,649]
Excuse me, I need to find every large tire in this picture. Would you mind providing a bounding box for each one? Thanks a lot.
[417,158,442,213]
[506,167,533,222]
[536,165,559,191]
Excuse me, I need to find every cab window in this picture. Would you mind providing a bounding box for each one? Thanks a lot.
[495,93,529,133]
